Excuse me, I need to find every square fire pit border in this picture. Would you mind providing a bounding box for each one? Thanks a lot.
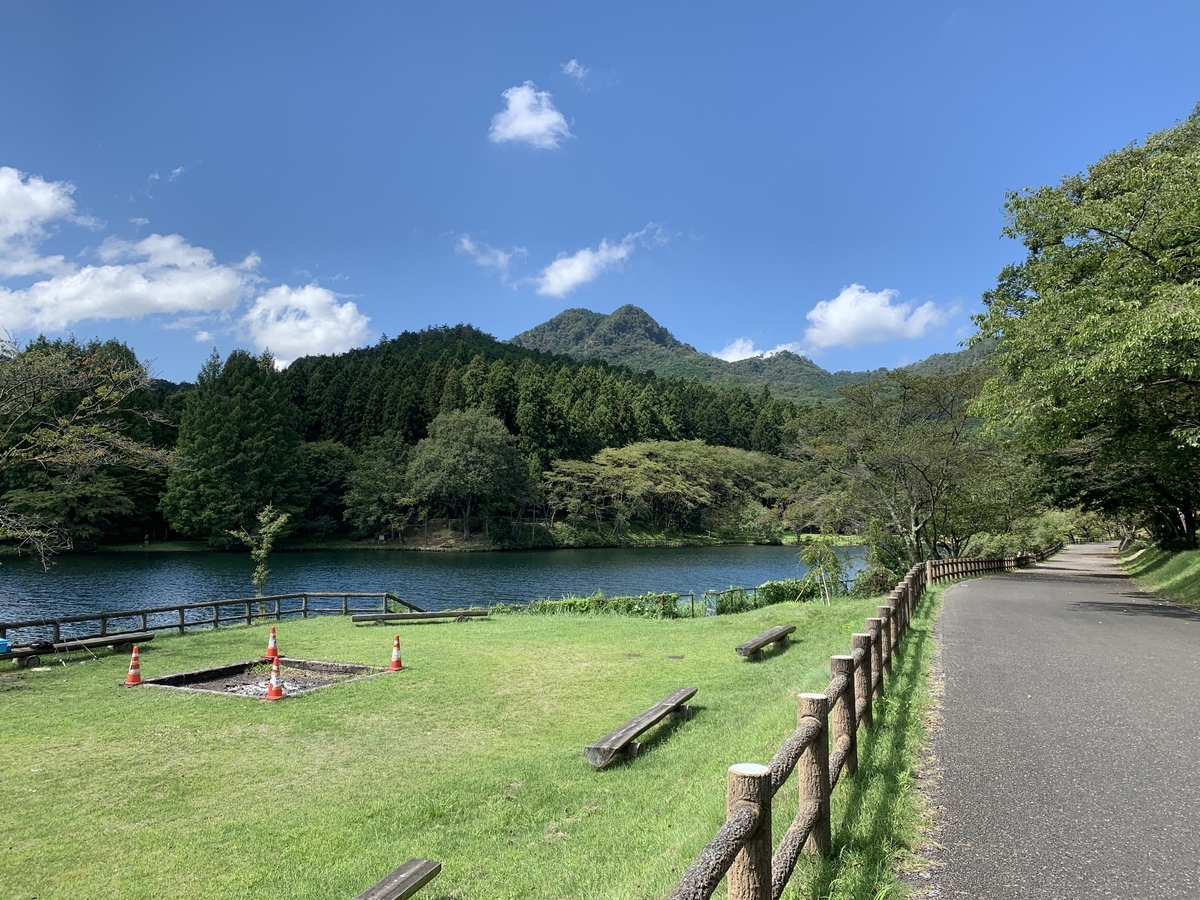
[138,656,394,698]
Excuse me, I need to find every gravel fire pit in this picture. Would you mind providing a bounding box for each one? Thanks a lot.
[139,656,391,699]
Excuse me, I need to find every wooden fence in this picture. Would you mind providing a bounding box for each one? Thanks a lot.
[0,592,422,645]
[667,544,1062,900]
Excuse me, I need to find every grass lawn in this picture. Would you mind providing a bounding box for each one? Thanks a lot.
[0,591,939,900]
[1120,547,1200,607]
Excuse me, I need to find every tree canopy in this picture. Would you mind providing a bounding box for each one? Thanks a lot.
[161,350,307,546]
[976,105,1200,546]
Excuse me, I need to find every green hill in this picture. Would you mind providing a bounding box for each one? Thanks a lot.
[509,305,872,401]
[510,305,982,402]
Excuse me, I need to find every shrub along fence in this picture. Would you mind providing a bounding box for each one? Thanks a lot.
[666,544,1061,900]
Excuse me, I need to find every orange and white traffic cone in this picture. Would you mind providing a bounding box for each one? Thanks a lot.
[264,626,279,660]
[389,635,403,671]
[123,645,142,686]
[264,656,284,701]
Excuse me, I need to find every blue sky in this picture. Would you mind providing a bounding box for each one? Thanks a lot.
[2,1,1199,382]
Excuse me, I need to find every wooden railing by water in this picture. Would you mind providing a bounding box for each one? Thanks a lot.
[667,544,1063,900]
[0,592,423,646]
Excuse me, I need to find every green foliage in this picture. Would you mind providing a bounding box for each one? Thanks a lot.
[799,531,850,604]
[342,433,412,539]
[975,105,1200,547]
[754,577,814,606]
[161,350,307,546]
[852,518,913,598]
[525,590,685,618]
[297,440,355,536]
[545,439,789,538]
[406,409,526,538]
[227,504,290,596]
[0,336,167,563]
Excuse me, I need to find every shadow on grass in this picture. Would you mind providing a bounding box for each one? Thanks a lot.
[788,604,936,900]
[597,705,706,771]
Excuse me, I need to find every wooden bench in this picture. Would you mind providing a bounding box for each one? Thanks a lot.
[735,624,796,661]
[353,858,441,900]
[2,631,153,669]
[584,687,697,769]
[351,610,488,624]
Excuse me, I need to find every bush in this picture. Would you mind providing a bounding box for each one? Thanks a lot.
[755,578,815,606]
[524,591,684,619]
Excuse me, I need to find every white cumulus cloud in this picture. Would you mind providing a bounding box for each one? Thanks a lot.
[533,224,669,297]
[712,337,805,362]
[0,232,257,332]
[0,166,82,278]
[489,81,572,150]
[240,284,371,367]
[803,284,949,349]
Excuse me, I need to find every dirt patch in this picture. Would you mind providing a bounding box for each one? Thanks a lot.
[140,656,390,699]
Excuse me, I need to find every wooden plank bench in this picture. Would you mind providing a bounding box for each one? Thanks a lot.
[353,858,441,900]
[351,610,488,624]
[735,624,796,661]
[2,631,153,669]
[584,687,697,769]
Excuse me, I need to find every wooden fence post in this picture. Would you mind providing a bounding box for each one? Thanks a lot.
[726,763,772,900]
[830,655,857,778]
[852,633,873,729]
[797,693,830,856]
[178,607,185,635]
[876,607,892,678]
[866,618,884,700]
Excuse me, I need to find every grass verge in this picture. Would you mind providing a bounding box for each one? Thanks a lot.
[0,593,935,900]
[1119,547,1200,607]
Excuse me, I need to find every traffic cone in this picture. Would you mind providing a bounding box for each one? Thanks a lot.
[389,635,403,671]
[264,656,284,701]
[123,645,142,686]
[264,626,279,660]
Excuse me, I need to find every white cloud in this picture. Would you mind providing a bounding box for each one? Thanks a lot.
[561,59,588,82]
[488,82,572,150]
[0,166,82,278]
[803,284,949,349]
[0,232,257,331]
[240,284,371,367]
[195,330,213,343]
[712,337,805,362]
[713,337,761,362]
[532,224,670,297]
[130,217,149,227]
[456,234,526,280]
[168,166,185,181]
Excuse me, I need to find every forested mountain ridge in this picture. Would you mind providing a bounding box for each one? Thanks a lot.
[509,304,981,401]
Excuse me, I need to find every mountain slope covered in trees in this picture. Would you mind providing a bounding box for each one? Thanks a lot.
[509,304,983,401]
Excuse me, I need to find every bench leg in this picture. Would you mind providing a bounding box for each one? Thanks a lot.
[670,705,694,722]
[751,649,764,662]
[624,741,642,760]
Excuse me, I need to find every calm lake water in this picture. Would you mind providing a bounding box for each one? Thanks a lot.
[0,544,864,626]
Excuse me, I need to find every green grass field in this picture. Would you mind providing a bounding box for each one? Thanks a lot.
[1120,547,1200,607]
[0,592,939,900]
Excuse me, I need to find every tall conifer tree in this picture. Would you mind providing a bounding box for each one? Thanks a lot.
[162,350,307,545]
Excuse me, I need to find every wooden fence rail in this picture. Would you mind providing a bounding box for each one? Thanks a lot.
[667,543,1063,900]
[0,592,423,645]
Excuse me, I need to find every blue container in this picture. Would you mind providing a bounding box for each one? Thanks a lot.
[0,637,9,654]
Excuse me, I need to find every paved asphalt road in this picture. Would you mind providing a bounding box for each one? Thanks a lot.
[921,543,1200,899]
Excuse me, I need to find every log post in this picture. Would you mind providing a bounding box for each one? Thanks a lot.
[890,588,906,642]
[866,618,884,700]
[301,594,309,618]
[797,693,830,855]
[830,655,857,777]
[875,607,892,678]
[852,633,873,728]
[726,762,772,900]
[178,607,185,635]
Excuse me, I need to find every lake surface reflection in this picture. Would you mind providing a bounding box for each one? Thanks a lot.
[0,544,864,622]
